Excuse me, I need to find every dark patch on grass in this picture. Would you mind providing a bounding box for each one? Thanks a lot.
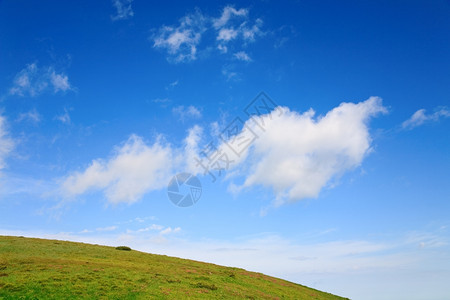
[195,275,211,281]
[194,282,218,291]
[115,246,131,251]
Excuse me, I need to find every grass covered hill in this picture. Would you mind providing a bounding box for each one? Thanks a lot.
[0,236,348,299]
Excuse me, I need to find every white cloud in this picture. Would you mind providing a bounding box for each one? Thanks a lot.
[96,226,117,232]
[223,97,387,205]
[402,107,450,129]
[172,105,202,121]
[165,80,179,90]
[183,125,203,174]
[152,97,171,104]
[60,127,204,204]
[153,10,207,62]
[0,114,14,172]
[9,63,72,97]
[111,0,134,21]
[9,63,46,97]
[50,71,71,93]
[241,18,263,41]
[213,6,248,29]
[217,44,228,53]
[152,97,172,108]
[221,65,239,81]
[217,28,239,41]
[61,97,385,208]
[61,134,178,204]
[234,51,252,61]
[17,109,41,123]
[55,109,71,124]
[152,6,264,63]
[215,11,263,47]
[160,226,181,235]
[137,224,164,232]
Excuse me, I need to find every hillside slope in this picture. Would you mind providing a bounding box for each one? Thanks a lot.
[0,236,347,299]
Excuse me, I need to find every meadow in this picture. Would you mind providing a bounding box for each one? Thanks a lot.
[0,236,348,299]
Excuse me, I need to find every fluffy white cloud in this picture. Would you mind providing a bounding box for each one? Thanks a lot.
[223,97,387,205]
[111,0,134,21]
[402,107,450,129]
[9,63,73,97]
[61,135,177,204]
[0,114,14,172]
[61,97,385,207]
[234,51,252,61]
[153,10,207,62]
[172,105,202,121]
[61,126,204,204]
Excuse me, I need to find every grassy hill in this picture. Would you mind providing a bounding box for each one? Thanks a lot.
[0,236,348,299]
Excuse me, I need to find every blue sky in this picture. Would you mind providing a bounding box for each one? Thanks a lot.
[1,1,450,299]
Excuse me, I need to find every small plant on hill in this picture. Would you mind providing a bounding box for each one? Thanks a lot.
[115,246,131,251]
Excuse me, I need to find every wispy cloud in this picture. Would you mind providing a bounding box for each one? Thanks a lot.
[217,28,239,42]
[165,80,179,90]
[152,97,172,108]
[136,224,164,232]
[402,107,450,129]
[96,226,117,232]
[233,51,252,62]
[0,114,14,172]
[152,6,264,63]
[17,109,41,123]
[9,63,73,97]
[214,6,263,50]
[50,70,71,93]
[160,227,181,235]
[153,9,207,63]
[111,0,134,21]
[221,64,239,81]
[172,105,202,121]
[212,6,248,29]
[54,108,71,125]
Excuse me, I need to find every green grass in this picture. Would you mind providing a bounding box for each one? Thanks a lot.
[0,236,348,299]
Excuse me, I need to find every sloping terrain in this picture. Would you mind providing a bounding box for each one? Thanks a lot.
[0,236,347,299]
